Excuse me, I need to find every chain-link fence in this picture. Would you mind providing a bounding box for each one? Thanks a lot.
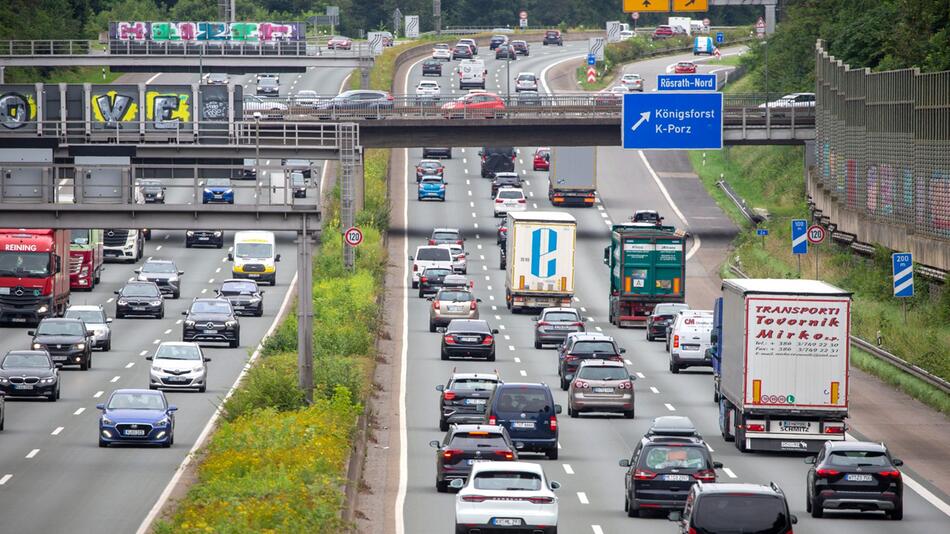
[815,40,950,243]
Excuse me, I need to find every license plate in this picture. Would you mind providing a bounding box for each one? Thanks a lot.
[682,344,700,350]
[14,384,34,390]
[779,421,815,433]
[460,336,479,343]
[492,518,523,527]
[664,474,691,482]
[593,387,614,393]
[166,377,188,383]
[198,237,209,240]
[11,317,26,322]
[464,398,486,405]
[512,421,535,429]
[52,356,67,361]
[449,306,465,312]
[203,329,217,334]
[123,429,146,436]
[248,274,260,278]
[846,474,873,482]
[132,307,146,311]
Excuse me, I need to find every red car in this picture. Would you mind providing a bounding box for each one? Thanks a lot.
[652,25,674,40]
[533,147,550,171]
[674,61,697,74]
[441,92,506,119]
[327,36,352,50]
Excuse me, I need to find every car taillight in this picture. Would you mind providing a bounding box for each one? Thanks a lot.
[673,335,679,348]
[495,450,514,460]
[433,300,440,309]
[456,239,463,245]
[413,264,418,271]
[878,470,902,478]
[537,321,551,327]
[565,354,577,362]
[618,381,633,390]
[517,199,526,204]
[470,301,477,310]
[746,423,765,432]
[420,276,428,283]
[824,424,845,434]
[816,468,840,478]
[481,335,493,345]
[689,529,698,534]
[527,496,555,504]
[574,380,588,389]
[634,469,656,480]
[495,198,503,203]
[549,416,557,431]
[488,415,496,425]
[461,495,487,502]
[442,448,463,460]
[444,334,456,344]
[694,469,716,482]
[443,391,456,401]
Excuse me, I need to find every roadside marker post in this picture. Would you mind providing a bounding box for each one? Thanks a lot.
[892,252,913,322]
[791,219,807,277]
[756,227,768,248]
[807,224,826,278]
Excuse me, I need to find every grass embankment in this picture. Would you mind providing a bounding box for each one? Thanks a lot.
[689,146,950,414]
[154,153,391,533]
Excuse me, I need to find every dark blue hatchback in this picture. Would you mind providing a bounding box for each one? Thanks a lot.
[97,389,177,447]
[485,382,561,459]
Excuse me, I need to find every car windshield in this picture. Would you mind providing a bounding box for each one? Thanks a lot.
[451,378,498,391]
[693,495,788,534]
[190,301,232,314]
[437,290,473,302]
[518,75,535,81]
[496,390,550,413]
[122,284,159,297]
[827,450,891,467]
[446,321,489,334]
[37,321,85,336]
[419,161,440,169]
[416,248,451,261]
[497,190,523,199]
[570,341,617,354]
[221,281,258,295]
[139,180,161,188]
[655,304,689,315]
[543,311,579,322]
[643,446,707,470]
[235,242,273,258]
[155,344,201,361]
[142,262,176,273]
[449,434,508,449]
[259,79,278,87]
[209,74,227,81]
[107,392,166,410]
[473,471,542,491]
[2,352,49,369]
[206,179,230,187]
[64,309,106,324]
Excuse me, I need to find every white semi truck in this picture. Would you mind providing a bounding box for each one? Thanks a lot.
[716,278,852,454]
[505,212,576,313]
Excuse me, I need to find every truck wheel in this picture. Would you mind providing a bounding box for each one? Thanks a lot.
[734,413,747,452]
[545,447,558,460]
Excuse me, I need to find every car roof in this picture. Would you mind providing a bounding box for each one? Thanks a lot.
[494,172,519,179]
[441,275,470,285]
[696,483,784,496]
[39,317,82,323]
[470,461,543,476]
[157,341,199,347]
[450,424,506,434]
[222,278,258,284]
[497,382,551,391]
[112,388,165,397]
[66,304,103,311]
[496,186,524,193]
[125,280,159,286]
[567,332,613,341]
[648,416,698,436]
[451,372,500,380]
[432,227,460,234]
[826,440,888,453]
[144,259,174,264]
[541,307,578,314]
[577,359,625,368]
[192,298,229,304]
[446,319,489,329]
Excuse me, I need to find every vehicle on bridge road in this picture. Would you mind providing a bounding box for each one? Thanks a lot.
[674,61,698,74]
[542,30,563,46]
[327,36,352,50]
[442,92,505,119]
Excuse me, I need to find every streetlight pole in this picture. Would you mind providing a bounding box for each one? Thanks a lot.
[254,112,261,207]
[506,50,512,104]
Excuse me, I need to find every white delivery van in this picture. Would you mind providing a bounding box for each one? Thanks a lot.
[668,310,714,373]
[410,245,454,288]
[229,231,280,285]
[458,59,486,90]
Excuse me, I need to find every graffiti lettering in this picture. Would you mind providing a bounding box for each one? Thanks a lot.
[867,166,878,212]
[201,97,227,120]
[931,172,950,234]
[145,91,191,129]
[0,92,37,129]
[110,21,301,42]
[92,92,137,125]
[117,21,146,40]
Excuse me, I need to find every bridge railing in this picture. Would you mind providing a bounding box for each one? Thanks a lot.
[0,40,93,56]
[0,39,372,58]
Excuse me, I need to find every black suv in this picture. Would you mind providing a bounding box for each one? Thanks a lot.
[216,279,265,317]
[0,350,61,400]
[491,172,523,197]
[429,424,517,492]
[422,59,442,76]
[29,318,94,370]
[485,382,561,459]
[135,259,184,299]
[422,147,452,159]
[671,482,797,534]
[418,267,453,298]
[115,281,164,319]
[440,319,497,361]
[620,416,722,517]
[543,30,563,46]
[182,298,240,347]
[479,146,515,178]
[186,229,224,248]
[805,440,904,519]
[489,35,508,50]
[436,371,501,431]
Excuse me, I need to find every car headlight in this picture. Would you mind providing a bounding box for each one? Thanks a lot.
[156,192,164,198]
[186,231,195,236]
[117,299,127,305]
[248,297,261,303]
[192,367,206,375]
[76,343,85,350]
[101,416,115,426]
[203,188,212,193]
[168,276,179,282]
[149,300,162,306]
[0,377,8,383]
[155,417,170,427]
[151,366,162,373]
[224,189,233,194]
[185,320,196,327]
[40,377,56,384]
[32,343,42,350]
[225,320,238,328]
[37,305,49,314]
[213,231,222,237]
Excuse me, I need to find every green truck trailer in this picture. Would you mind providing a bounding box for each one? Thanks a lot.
[603,223,687,327]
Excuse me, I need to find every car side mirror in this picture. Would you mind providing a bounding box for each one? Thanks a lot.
[204,357,212,362]
[87,329,95,336]
[713,461,724,469]
[449,479,465,489]
[114,290,120,295]
[55,363,64,369]
[429,440,441,448]
[178,270,185,275]
[436,327,447,333]
[892,458,903,466]
[408,256,414,261]
[181,311,188,316]
[435,384,445,391]
[619,458,630,467]
[549,481,561,490]
[603,246,610,264]
[790,515,798,525]
[227,253,234,261]
[145,356,153,361]
[803,456,816,465]
[95,403,107,411]
[492,329,499,334]
[275,254,281,262]
[667,511,682,522]
[106,318,113,323]
[554,404,562,414]
[27,330,35,336]
[620,348,627,354]
[167,405,178,412]
[476,298,482,303]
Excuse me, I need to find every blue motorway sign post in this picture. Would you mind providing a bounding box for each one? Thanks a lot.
[587,53,596,65]
[621,92,723,150]
[892,252,913,321]
[756,227,768,247]
[716,31,724,44]
[791,219,807,276]
[657,74,717,91]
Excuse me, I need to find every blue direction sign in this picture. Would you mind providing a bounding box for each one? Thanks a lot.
[716,31,724,44]
[657,74,717,91]
[587,53,596,65]
[756,228,769,236]
[892,253,914,297]
[622,92,723,150]
[791,219,808,255]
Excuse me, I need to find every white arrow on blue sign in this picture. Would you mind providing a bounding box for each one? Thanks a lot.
[588,53,596,65]
[892,253,914,297]
[716,31,724,44]
[621,92,723,150]
[791,219,808,255]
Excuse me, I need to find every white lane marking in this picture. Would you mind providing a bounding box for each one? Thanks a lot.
[573,297,580,302]
[540,53,587,95]
[153,339,160,344]
[163,329,172,335]
[514,357,521,363]
[125,362,135,368]
[472,212,477,218]
[508,345,515,351]
[0,475,12,485]
[495,314,502,320]
[664,403,676,411]
[706,443,715,452]
[498,324,506,330]
[485,276,490,281]
[111,376,120,383]
[176,319,182,324]
[624,359,633,365]
[519,370,527,377]
[25,449,39,459]
[563,464,574,475]
[93,391,104,398]
[473,223,479,229]
[532,202,538,209]
[139,350,148,356]
[586,316,594,322]
[480,255,485,260]
[145,73,162,84]
[637,150,701,260]
[723,467,738,479]
[208,278,215,284]
[650,386,660,394]
[636,372,646,379]
[577,492,589,504]
[580,307,587,312]
[155,245,162,251]
[221,257,227,263]
[51,427,64,436]
[477,244,482,250]
[107,297,114,303]
[486,285,492,290]
[470,201,475,208]
[215,267,221,273]
[164,234,169,240]
[128,277,135,282]
[595,326,603,331]
[201,288,208,294]
[592,527,604,534]
[73,407,85,415]
[463,158,467,164]
[519,159,524,164]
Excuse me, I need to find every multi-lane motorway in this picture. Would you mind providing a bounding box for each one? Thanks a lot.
[396,42,949,534]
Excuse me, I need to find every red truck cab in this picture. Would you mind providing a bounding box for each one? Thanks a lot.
[0,229,71,324]
[69,229,104,290]
[533,147,551,171]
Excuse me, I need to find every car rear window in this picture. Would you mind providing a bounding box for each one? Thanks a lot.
[451,378,498,391]
[473,471,541,491]
[437,290,473,302]
[498,190,523,199]
[577,366,628,381]
[417,248,451,261]
[641,445,707,470]
[421,177,443,184]
[693,495,788,533]
[495,389,550,413]
[423,268,451,277]
[432,231,458,240]
[570,341,618,354]
[449,434,508,449]
[827,450,891,467]
[446,321,489,333]
[542,311,579,322]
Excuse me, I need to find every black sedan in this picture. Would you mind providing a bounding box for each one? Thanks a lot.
[489,35,508,50]
[806,441,904,519]
[0,350,61,401]
[439,319,498,361]
[495,45,517,60]
[429,424,517,492]
[115,281,165,319]
[422,147,452,159]
[422,59,443,76]
[186,229,224,248]
[182,298,240,348]
[435,371,501,431]
[29,318,94,370]
[418,267,453,298]
[646,302,690,341]
[216,279,264,317]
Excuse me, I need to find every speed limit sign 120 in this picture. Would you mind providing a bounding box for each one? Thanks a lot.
[807,224,826,245]
[344,226,364,247]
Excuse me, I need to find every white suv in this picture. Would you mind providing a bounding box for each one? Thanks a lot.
[452,461,559,534]
[493,187,526,217]
[416,80,441,99]
[410,245,454,288]
[620,73,643,91]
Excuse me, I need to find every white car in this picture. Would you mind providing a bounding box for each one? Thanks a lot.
[432,43,452,60]
[494,187,526,217]
[293,90,321,107]
[64,304,113,351]
[619,30,635,41]
[147,342,210,392]
[440,243,468,274]
[759,92,816,109]
[452,461,560,534]
[620,73,643,91]
[668,310,714,373]
[243,95,288,119]
[415,80,441,99]
[515,72,538,92]
[410,245,454,288]
[256,73,280,84]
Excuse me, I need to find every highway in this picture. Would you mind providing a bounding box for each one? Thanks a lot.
[397,44,950,534]
[0,65,351,532]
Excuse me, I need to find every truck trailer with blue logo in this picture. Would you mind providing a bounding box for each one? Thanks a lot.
[505,212,576,313]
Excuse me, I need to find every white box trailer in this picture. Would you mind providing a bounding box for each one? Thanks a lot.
[505,212,576,312]
[718,278,852,454]
[548,147,597,207]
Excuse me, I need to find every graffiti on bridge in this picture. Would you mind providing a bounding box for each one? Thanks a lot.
[0,89,38,130]
[110,21,304,43]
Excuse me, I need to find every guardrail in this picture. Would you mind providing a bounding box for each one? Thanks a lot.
[727,264,950,395]
[0,39,372,58]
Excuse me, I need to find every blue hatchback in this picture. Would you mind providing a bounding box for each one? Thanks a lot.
[418,175,446,201]
[202,178,234,204]
[97,389,177,447]
[485,383,561,459]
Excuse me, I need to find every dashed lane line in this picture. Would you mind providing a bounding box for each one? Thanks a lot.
[93,391,104,398]
[563,464,574,475]
[73,407,85,415]
[51,427,64,436]
[519,370,527,376]
[664,403,676,411]
[111,376,121,383]
[577,492,589,504]
[650,387,660,394]
[25,449,39,459]
[723,467,738,478]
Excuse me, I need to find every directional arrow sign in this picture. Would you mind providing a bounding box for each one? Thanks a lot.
[622,92,722,150]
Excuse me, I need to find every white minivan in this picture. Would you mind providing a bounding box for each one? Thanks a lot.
[458,59,486,90]
[668,310,713,373]
[229,231,280,286]
[410,245,454,288]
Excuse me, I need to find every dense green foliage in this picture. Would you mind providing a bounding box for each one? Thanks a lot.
[738,0,950,93]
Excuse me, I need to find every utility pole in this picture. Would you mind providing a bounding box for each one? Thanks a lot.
[297,215,315,403]
[434,0,442,36]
